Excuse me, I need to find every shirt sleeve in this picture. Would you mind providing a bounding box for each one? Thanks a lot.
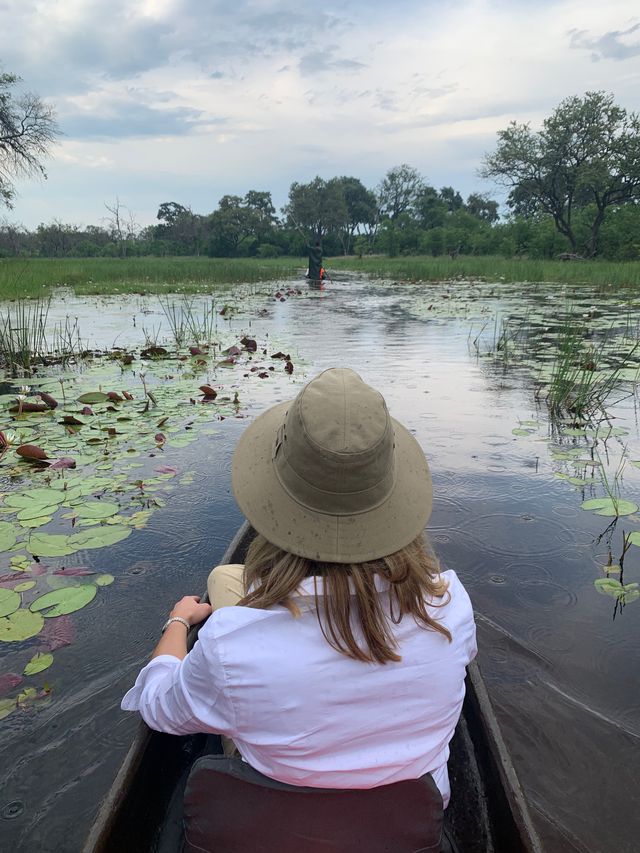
[120,634,236,736]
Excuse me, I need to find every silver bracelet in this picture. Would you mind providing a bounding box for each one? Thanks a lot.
[161,616,190,634]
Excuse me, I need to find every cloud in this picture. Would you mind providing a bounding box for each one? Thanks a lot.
[569,22,640,61]
[62,102,211,140]
[298,46,367,77]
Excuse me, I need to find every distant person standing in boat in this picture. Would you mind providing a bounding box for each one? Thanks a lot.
[307,239,322,281]
[122,368,476,812]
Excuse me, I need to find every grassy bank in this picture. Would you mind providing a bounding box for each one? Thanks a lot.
[3,254,640,300]
[330,255,640,288]
[0,256,305,299]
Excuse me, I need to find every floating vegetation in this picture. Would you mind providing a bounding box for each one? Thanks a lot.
[0,320,302,722]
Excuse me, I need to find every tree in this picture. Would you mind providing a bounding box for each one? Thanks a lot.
[482,92,640,257]
[377,164,424,220]
[465,192,499,223]
[334,176,377,254]
[0,70,59,207]
[283,177,348,242]
[438,186,464,213]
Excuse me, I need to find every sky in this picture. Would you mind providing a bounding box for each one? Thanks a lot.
[1,0,640,229]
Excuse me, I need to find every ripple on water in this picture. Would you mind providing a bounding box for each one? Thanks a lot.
[460,512,578,557]
[514,578,578,610]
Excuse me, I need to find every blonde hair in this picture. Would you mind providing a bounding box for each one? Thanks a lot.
[240,533,451,664]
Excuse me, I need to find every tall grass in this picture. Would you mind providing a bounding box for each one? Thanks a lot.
[544,319,639,421]
[0,257,305,299]
[0,299,49,373]
[330,255,640,288]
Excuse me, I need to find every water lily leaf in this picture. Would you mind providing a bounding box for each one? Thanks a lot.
[30,584,97,617]
[14,581,35,592]
[0,521,17,553]
[0,609,44,642]
[67,525,132,550]
[5,489,65,509]
[567,477,597,486]
[27,533,76,557]
[74,502,120,520]
[17,504,60,521]
[628,532,640,548]
[16,444,49,461]
[0,588,20,618]
[581,497,638,516]
[77,392,109,404]
[0,698,16,721]
[95,574,114,586]
[594,578,622,595]
[19,516,53,529]
[24,652,54,676]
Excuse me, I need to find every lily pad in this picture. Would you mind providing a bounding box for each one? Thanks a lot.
[0,588,21,618]
[0,609,44,642]
[24,652,54,676]
[77,392,109,404]
[67,526,132,550]
[14,581,35,592]
[95,574,114,586]
[0,521,17,553]
[581,497,639,517]
[628,532,640,548]
[0,698,16,721]
[74,502,120,520]
[27,533,76,557]
[30,585,97,617]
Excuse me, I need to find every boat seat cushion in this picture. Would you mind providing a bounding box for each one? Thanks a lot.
[183,754,445,853]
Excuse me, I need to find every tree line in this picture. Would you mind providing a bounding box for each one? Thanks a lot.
[1,72,640,261]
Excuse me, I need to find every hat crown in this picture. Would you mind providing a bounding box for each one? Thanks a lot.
[274,369,396,515]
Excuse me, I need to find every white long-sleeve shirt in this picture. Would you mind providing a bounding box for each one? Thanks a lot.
[122,569,476,807]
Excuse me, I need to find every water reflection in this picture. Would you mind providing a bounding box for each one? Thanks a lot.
[1,276,639,852]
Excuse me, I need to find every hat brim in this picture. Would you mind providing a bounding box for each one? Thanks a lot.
[231,401,432,563]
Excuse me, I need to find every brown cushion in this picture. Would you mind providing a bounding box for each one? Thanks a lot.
[183,755,444,853]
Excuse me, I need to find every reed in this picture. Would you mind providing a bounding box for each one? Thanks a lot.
[0,257,304,298]
[544,320,639,421]
[330,255,640,288]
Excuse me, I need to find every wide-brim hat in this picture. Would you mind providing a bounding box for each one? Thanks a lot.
[231,368,432,563]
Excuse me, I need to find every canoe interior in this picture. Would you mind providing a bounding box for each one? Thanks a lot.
[84,522,542,853]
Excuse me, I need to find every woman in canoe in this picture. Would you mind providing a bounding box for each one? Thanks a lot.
[122,368,476,810]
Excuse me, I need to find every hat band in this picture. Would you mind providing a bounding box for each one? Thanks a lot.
[273,445,397,517]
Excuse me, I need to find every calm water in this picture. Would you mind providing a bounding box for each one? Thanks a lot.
[1,275,639,852]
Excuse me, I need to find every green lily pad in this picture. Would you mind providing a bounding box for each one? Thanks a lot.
[16,504,60,521]
[67,526,132,551]
[30,584,97,617]
[27,533,76,557]
[0,609,44,642]
[14,581,35,592]
[19,515,53,529]
[628,532,640,547]
[24,652,54,676]
[0,588,21,618]
[0,698,16,721]
[0,521,17,553]
[77,392,109,404]
[95,574,114,586]
[512,428,533,436]
[74,502,120,520]
[581,497,639,517]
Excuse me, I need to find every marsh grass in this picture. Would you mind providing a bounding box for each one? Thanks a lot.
[0,299,87,374]
[159,297,219,349]
[330,255,640,288]
[0,299,50,373]
[544,319,640,421]
[0,257,304,298]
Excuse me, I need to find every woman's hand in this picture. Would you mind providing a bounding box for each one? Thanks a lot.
[170,595,212,627]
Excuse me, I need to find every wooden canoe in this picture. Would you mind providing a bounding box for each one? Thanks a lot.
[83,522,543,853]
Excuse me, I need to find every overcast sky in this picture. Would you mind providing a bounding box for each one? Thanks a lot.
[1,0,639,228]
